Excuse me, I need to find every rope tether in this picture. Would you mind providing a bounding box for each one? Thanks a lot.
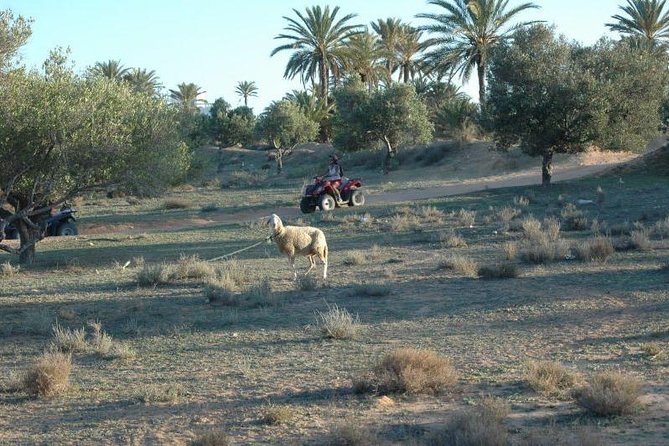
[207,235,274,262]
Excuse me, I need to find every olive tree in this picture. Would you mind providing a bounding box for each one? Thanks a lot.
[488,25,668,185]
[332,80,433,170]
[255,100,319,174]
[0,62,190,264]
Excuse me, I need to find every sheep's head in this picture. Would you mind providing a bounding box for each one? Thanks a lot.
[267,214,282,233]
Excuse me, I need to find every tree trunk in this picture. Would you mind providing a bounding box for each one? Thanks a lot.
[477,61,486,112]
[383,135,395,174]
[276,147,283,175]
[17,220,37,265]
[319,58,328,107]
[542,151,553,186]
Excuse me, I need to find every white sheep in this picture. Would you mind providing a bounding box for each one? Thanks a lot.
[267,214,328,279]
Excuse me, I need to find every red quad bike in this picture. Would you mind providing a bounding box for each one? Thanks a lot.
[300,176,365,213]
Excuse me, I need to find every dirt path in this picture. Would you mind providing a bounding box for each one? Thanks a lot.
[80,161,625,236]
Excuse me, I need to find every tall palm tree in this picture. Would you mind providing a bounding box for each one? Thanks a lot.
[235,80,259,106]
[340,31,387,89]
[169,82,206,112]
[371,18,405,77]
[271,5,363,105]
[90,59,129,81]
[123,68,161,96]
[417,0,540,109]
[606,0,669,46]
[396,25,427,83]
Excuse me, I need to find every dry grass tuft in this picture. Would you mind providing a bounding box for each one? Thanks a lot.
[574,371,642,416]
[561,204,588,231]
[261,404,295,425]
[172,254,217,280]
[243,278,275,307]
[629,229,652,251]
[521,216,543,242]
[136,263,173,287]
[574,237,615,263]
[316,304,360,340]
[526,360,579,396]
[51,323,88,353]
[496,206,522,225]
[295,274,318,291]
[162,198,192,209]
[438,254,479,277]
[651,216,669,239]
[324,423,379,446]
[351,283,392,297]
[137,383,185,404]
[439,231,468,248]
[1,261,20,277]
[504,241,518,260]
[190,430,231,446]
[520,426,605,446]
[477,263,519,279]
[424,403,508,446]
[640,342,662,357]
[22,352,72,398]
[453,208,476,227]
[363,348,458,395]
[204,278,238,305]
[521,236,570,264]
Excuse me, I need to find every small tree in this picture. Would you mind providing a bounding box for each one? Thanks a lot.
[255,100,318,174]
[332,79,433,170]
[210,105,255,148]
[0,58,189,264]
[487,26,606,185]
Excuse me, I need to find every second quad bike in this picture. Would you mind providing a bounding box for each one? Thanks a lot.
[4,205,78,240]
[300,176,365,213]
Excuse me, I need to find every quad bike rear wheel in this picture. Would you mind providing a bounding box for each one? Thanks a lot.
[300,197,316,214]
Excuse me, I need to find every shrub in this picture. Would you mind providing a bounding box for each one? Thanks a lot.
[514,195,531,207]
[190,430,231,446]
[88,321,114,357]
[262,404,295,425]
[295,274,318,291]
[521,216,543,242]
[51,323,88,353]
[351,283,391,297]
[316,304,360,340]
[439,231,468,248]
[640,343,661,357]
[369,348,457,395]
[162,198,191,209]
[324,423,378,446]
[629,230,652,251]
[342,250,368,266]
[651,216,669,239]
[561,204,588,231]
[497,206,521,225]
[424,404,507,446]
[520,427,605,446]
[137,383,185,404]
[453,208,476,227]
[503,241,518,260]
[22,352,72,398]
[543,217,561,241]
[526,360,578,396]
[477,263,519,279]
[136,263,173,287]
[1,261,19,277]
[438,254,478,277]
[521,236,569,264]
[243,278,275,307]
[204,278,238,305]
[574,237,615,263]
[574,371,641,416]
[172,254,217,280]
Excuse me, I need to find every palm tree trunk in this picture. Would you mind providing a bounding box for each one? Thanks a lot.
[319,58,328,106]
[477,61,486,111]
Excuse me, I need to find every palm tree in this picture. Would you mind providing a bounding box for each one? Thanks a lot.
[90,59,129,81]
[340,31,387,89]
[417,0,540,109]
[235,81,259,106]
[271,5,363,105]
[169,82,206,112]
[606,0,669,46]
[371,18,405,77]
[396,25,427,83]
[124,68,161,96]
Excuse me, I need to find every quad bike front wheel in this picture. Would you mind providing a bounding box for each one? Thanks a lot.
[56,222,78,236]
[319,194,336,211]
[348,189,365,207]
[300,197,316,214]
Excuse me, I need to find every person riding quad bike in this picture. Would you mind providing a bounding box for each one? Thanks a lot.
[323,155,344,203]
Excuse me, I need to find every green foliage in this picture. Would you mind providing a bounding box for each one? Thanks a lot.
[332,80,432,165]
[606,0,669,45]
[210,105,256,147]
[0,9,32,71]
[255,100,318,150]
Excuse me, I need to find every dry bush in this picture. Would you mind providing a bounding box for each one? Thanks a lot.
[387,213,419,232]
[51,323,88,353]
[368,348,458,395]
[497,206,522,225]
[343,250,368,266]
[22,352,72,398]
[561,204,588,231]
[477,263,519,279]
[172,254,217,280]
[137,383,185,404]
[416,205,445,223]
[438,254,478,277]
[351,283,391,297]
[526,360,578,396]
[521,216,543,242]
[453,208,476,227]
[88,321,114,357]
[590,219,608,236]
[316,304,360,340]
[262,404,295,425]
[243,278,275,307]
[439,231,468,248]
[1,261,20,277]
[651,216,669,239]
[514,195,531,207]
[162,198,191,209]
[630,229,652,251]
[543,217,561,241]
[107,342,137,361]
[640,343,662,357]
[216,259,245,288]
[136,263,173,287]
[324,423,379,446]
[424,404,507,446]
[521,236,569,264]
[574,237,615,263]
[504,241,518,260]
[295,274,318,291]
[190,430,231,446]
[204,278,238,305]
[574,371,642,416]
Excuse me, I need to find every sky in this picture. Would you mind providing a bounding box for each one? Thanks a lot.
[4,0,622,111]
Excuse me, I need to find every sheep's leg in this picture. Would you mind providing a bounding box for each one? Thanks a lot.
[305,255,315,276]
[287,256,297,280]
[318,249,328,279]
